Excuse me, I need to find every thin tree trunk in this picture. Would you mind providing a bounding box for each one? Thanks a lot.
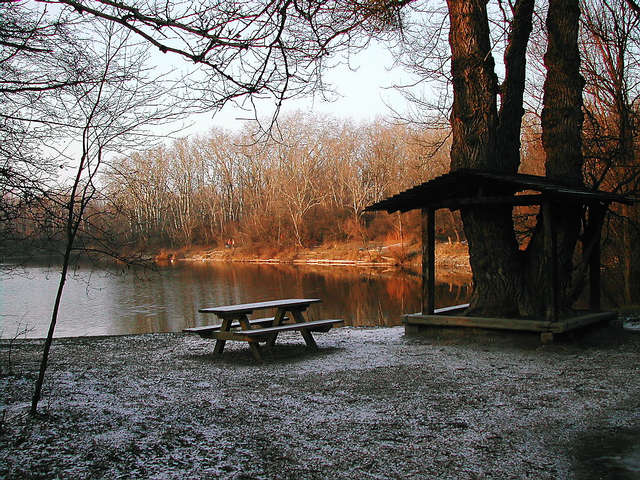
[496,0,535,173]
[30,242,73,415]
[447,210,460,243]
[31,152,88,415]
[30,112,99,414]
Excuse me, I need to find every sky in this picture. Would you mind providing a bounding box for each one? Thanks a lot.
[171,40,415,138]
[55,35,418,180]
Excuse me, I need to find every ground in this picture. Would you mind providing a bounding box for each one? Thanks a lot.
[1,321,640,479]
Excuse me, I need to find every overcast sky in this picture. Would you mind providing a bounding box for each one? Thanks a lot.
[171,40,415,137]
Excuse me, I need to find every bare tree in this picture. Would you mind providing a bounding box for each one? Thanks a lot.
[29,20,182,415]
[105,147,174,246]
[102,111,463,251]
[0,2,83,233]
[271,114,327,247]
[3,0,409,250]
[388,0,609,317]
[580,0,640,303]
[33,0,408,128]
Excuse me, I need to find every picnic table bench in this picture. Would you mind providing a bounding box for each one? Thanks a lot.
[184,298,342,362]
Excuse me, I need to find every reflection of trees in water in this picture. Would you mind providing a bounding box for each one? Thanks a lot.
[3,262,471,337]
[436,282,471,309]
[184,262,471,327]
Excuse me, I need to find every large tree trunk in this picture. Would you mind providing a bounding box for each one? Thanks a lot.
[447,0,584,318]
[523,0,585,315]
[447,0,534,316]
[541,0,585,185]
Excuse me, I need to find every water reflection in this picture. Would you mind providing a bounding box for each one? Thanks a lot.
[0,261,471,338]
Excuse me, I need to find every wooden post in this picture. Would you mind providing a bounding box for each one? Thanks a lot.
[543,202,559,322]
[589,237,601,311]
[421,208,435,315]
[588,204,605,312]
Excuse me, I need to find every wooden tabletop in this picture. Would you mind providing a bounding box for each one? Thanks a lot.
[199,298,321,315]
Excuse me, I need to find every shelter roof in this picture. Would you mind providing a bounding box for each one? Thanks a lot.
[365,169,633,214]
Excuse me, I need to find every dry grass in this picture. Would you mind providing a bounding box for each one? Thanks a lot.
[165,240,471,276]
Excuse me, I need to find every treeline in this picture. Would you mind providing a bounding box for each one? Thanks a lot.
[6,111,638,262]
[4,108,638,306]
[103,114,460,250]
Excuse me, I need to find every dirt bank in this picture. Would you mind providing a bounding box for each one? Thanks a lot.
[155,241,472,276]
[2,320,640,479]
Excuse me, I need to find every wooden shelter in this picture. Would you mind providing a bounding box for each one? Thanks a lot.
[365,169,634,341]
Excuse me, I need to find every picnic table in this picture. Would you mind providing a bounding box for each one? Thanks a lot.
[183,298,342,362]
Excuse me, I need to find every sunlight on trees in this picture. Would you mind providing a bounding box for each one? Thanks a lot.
[101,116,455,250]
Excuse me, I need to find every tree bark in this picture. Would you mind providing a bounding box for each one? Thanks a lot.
[496,0,535,173]
[523,0,585,315]
[447,0,498,173]
[541,0,585,184]
[446,0,587,317]
[447,0,534,316]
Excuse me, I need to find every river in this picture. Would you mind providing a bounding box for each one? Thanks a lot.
[0,261,471,339]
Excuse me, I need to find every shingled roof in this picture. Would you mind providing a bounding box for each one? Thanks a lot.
[365,169,633,214]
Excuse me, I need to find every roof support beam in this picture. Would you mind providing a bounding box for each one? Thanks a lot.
[399,194,545,213]
[421,207,436,315]
[543,201,559,322]
[588,203,608,311]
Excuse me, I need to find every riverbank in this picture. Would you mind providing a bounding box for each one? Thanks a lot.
[154,240,472,275]
[2,319,640,479]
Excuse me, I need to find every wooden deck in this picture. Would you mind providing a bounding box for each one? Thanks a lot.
[403,304,617,342]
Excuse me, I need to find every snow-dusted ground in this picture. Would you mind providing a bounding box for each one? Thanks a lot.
[2,322,640,479]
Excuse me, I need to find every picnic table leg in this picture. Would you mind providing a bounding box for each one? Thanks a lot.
[248,341,263,362]
[292,310,318,349]
[213,339,226,355]
[266,308,287,347]
[213,317,231,355]
[237,314,264,362]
